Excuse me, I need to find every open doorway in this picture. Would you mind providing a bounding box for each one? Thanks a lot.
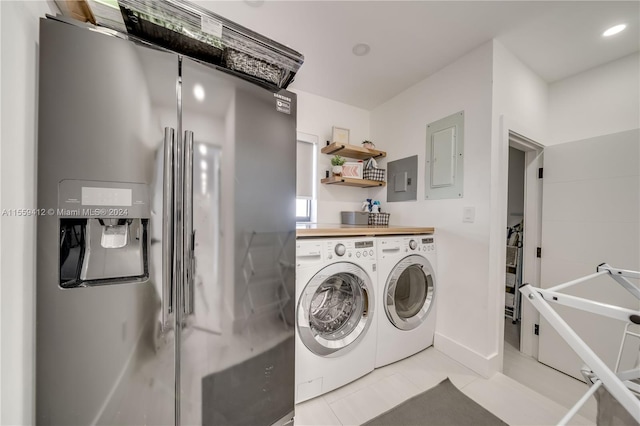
[504,146,526,350]
[502,130,544,358]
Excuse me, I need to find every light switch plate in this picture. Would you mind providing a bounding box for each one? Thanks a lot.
[463,206,475,223]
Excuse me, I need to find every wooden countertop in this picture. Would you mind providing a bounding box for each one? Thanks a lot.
[296,224,435,238]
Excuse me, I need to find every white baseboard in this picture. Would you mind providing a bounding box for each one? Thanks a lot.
[434,332,500,378]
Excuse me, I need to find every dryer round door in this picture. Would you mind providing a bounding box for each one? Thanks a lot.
[384,255,435,331]
[297,262,374,357]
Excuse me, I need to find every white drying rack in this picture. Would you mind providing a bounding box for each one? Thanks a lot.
[520,263,640,425]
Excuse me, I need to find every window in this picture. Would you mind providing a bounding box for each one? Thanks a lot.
[296,198,311,221]
[296,133,317,222]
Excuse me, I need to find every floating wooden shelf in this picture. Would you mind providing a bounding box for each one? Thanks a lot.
[296,225,435,238]
[321,142,386,160]
[321,176,386,188]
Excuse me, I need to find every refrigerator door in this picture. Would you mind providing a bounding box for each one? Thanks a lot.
[179,57,297,425]
[37,19,178,425]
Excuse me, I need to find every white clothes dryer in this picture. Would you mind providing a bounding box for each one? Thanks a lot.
[375,235,437,368]
[295,237,377,403]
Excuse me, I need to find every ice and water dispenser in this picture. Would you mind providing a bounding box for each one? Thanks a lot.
[58,180,150,288]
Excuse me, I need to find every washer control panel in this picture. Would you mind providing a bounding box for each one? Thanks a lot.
[380,236,436,253]
[325,239,375,260]
[377,235,436,261]
[417,236,436,253]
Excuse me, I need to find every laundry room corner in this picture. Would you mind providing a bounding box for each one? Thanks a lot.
[292,88,371,224]
[370,41,497,376]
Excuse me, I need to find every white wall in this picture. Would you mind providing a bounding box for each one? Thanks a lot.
[549,52,640,146]
[370,42,496,375]
[0,1,58,424]
[538,52,640,379]
[538,129,640,379]
[492,41,549,143]
[491,40,549,363]
[292,89,370,224]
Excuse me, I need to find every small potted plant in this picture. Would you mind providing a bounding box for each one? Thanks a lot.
[362,140,375,149]
[331,155,346,176]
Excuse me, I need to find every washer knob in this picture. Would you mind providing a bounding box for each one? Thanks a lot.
[409,239,417,250]
[335,243,346,256]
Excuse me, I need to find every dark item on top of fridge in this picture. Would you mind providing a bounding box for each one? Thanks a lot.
[117,0,304,88]
[223,48,282,87]
[119,5,224,66]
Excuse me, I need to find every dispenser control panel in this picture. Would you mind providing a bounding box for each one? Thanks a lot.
[81,187,132,206]
[58,180,149,218]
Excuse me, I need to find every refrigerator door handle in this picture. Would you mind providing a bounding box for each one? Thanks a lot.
[183,130,195,317]
[175,127,184,324]
[162,127,175,331]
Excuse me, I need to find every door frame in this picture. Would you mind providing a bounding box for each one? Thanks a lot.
[509,131,544,359]
[495,116,545,370]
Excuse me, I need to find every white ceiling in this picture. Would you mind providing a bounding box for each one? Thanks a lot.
[194,1,639,110]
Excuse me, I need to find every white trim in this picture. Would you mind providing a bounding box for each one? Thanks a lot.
[518,147,543,359]
[494,116,545,370]
[296,131,318,145]
[434,332,500,378]
[509,131,544,152]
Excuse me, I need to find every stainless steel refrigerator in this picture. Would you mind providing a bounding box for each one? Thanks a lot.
[36,16,297,425]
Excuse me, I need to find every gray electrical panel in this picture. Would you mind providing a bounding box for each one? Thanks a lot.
[387,155,418,202]
[425,111,464,199]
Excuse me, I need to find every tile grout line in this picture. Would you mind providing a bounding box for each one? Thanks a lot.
[322,370,390,407]
[329,375,392,426]
[396,370,442,392]
[456,374,481,390]
[325,399,346,426]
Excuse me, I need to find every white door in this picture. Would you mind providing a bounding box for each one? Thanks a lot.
[537,129,640,380]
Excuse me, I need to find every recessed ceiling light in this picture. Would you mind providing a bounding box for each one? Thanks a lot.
[244,0,264,7]
[603,24,627,37]
[352,43,371,57]
[193,84,205,102]
[199,144,207,155]
[200,160,208,170]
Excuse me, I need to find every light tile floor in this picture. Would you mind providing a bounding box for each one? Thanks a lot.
[295,345,595,425]
[502,339,598,422]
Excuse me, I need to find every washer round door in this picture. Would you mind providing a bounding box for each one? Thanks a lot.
[297,262,374,357]
[385,255,435,331]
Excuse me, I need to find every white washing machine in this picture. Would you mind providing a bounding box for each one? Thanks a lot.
[295,237,377,403]
[375,235,437,368]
